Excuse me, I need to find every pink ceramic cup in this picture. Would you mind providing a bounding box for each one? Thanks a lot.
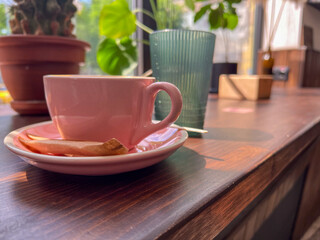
[43,75,182,149]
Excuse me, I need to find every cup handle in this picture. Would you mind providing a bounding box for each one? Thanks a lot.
[131,82,183,146]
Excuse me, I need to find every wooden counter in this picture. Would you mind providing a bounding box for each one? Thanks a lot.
[1,88,320,239]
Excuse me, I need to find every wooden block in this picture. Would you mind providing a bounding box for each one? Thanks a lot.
[218,75,273,100]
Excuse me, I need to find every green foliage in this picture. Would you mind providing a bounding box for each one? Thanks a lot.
[186,0,241,62]
[9,0,77,37]
[0,4,8,36]
[99,0,136,39]
[97,37,137,75]
[97,0,184,75]
[188,0,241,31]
[185,0,195,11]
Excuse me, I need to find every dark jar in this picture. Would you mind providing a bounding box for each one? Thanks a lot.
[262,47,274,75]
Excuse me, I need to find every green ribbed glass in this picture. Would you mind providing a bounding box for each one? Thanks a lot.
[150,29,215,136]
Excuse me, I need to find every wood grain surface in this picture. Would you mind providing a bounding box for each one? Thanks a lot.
[225,136,319,240]
[293,136,320,239]
[1,88,320,240]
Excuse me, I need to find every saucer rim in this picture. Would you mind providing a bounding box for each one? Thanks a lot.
[4,121,188,165]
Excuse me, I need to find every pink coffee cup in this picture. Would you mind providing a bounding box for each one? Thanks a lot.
[43,75,182,149]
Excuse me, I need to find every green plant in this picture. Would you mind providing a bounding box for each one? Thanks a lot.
[187,0,241,62]
[97,0,184,75]
[0,4,9,36]
[9,0,77,37]
[187,0,241,30]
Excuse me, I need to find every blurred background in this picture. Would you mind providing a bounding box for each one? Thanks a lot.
[0,0,319,85]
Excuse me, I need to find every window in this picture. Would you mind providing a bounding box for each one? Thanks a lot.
[75,0,105,74]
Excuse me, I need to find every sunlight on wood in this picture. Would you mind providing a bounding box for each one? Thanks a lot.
[0,171,28,183]
[205,145,268,171]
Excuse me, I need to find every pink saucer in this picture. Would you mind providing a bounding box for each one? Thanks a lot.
[4,121,188,175]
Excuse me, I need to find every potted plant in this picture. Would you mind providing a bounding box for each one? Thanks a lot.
[186,0,241,93]
[0,0,90,115]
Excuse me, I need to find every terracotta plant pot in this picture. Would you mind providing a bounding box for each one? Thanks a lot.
[0,35,90,115]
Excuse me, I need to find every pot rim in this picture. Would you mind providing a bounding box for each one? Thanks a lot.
[0,35,90,50]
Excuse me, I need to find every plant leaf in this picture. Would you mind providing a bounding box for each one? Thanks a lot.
[97,37,137,75]
[218,2,228,29]
[194,4,211,23]
[185,0,195,11]
[209,8,221,29]
[225,13,238,30]
[221,17,228,29]
[218,2,225,10]
[99,0,136,39]
[226,0,242,4]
